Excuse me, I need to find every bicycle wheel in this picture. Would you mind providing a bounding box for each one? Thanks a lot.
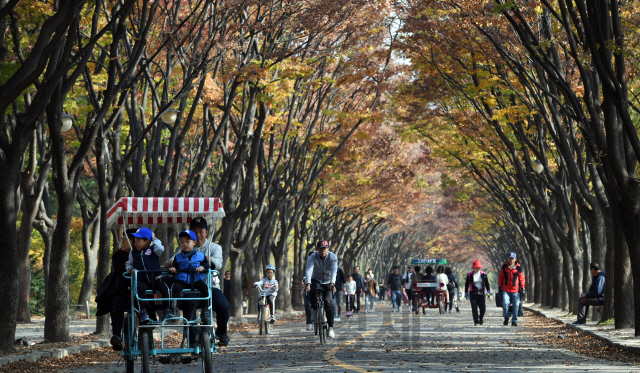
[259,305,264,335]
[318,305,325,345]
[422,306,426,315]
[265,305,270,335]
[438,294,444,314]
[140,331,150,373]
[201,330,212,373]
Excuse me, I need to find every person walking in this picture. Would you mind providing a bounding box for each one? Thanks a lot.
[445,267,458,313]
[379,282,386,302]
[387,266,403,312]
[351,266,365,313]
[573,263,605,325]
[334,267,346,322]
[364,273,378,313]
[498,252,525,326]
[402,265,416,312]
[345,276,357,314]
[464,260,492,325]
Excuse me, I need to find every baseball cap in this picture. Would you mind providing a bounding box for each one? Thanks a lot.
[508,252,517,259]
[316,240,329,249]
[131,227,153,241]
[178,229,197,241]
[190,217,208,230]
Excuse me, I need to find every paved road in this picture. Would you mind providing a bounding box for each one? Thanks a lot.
[65,302,638,373]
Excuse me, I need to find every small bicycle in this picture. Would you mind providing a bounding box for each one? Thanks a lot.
[254,284,273,335]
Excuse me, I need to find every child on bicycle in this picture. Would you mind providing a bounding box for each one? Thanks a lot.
[345,276,356,313]
[254,265,278,323]
[125,227,173,323]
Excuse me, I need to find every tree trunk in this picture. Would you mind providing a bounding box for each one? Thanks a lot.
[44,186,74,342]
[612,211,635,329]
[77,216,100,313]
[228,250,243,318]
[0,172,21,351]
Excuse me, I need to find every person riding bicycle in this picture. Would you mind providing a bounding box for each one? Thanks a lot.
[254,265,279,324]
[305,240,338,338]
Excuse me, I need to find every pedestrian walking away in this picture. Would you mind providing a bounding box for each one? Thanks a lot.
[574,263,605,325]
[445,267,459,313]
[498,252,525,326]
[306,240,338,338]
[351,266,365,313]
[464,260,492,325]
[387,266,403,312]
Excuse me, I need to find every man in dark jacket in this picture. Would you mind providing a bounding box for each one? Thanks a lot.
[351,266,365,313]
[574,263,605,325]
[387,266,403,312]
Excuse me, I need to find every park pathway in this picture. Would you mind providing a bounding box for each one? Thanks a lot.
[63,302,637,373]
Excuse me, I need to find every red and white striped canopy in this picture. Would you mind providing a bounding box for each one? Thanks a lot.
[106,197,225,228]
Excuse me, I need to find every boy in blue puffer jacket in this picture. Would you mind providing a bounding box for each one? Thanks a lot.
[125,227,173,323]
[168,230,211,333]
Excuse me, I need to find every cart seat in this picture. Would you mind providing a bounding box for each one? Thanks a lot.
[179,290,201,298]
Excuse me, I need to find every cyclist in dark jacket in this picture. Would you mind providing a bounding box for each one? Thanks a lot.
[574,263,605,324]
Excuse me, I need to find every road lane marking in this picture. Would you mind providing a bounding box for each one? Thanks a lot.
[323,315,408,373]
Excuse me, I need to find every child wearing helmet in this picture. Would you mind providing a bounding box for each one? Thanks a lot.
[254,265,278,323]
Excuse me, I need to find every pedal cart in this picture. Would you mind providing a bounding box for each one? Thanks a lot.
[411,259,448,315]
[106,197,225,373]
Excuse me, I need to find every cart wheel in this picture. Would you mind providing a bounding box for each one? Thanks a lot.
[140,331,150,373]
[201,330,212,373]
[422,307,426,315]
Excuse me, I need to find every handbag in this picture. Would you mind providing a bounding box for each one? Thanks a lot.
[495,291,503,308]
[446,282,455,291]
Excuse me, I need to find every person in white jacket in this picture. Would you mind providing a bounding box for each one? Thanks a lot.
[345,276,357,313]
[305,240,338,338]
[254,265,278,323]
[436,265,450,306]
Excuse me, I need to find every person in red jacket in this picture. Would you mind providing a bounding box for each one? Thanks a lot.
[498,252,525,326]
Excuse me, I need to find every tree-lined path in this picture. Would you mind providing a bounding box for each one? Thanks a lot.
[58,303,636,373]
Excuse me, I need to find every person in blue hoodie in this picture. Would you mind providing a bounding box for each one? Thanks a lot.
[574,263,605,325]
[125,227,173,323]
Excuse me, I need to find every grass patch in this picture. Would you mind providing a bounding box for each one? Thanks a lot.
[597,317,615,325]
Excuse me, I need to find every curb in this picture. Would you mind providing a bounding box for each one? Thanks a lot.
[524,306,640,355]
[0,339,110,368]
